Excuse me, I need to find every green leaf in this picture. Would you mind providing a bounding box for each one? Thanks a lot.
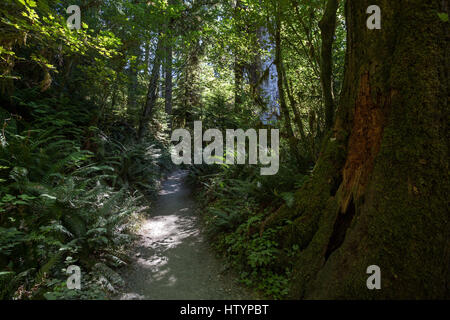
[18,194,37,201]
[1,194,16,203]
[437,12,448,22]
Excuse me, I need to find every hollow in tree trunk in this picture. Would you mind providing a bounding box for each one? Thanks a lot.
[263,0,449,299]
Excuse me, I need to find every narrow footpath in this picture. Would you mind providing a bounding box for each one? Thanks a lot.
[118,170,252,300]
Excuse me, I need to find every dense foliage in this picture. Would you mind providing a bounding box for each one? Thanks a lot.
[0,0,348,299]
[0,0,173,299]
[1,0,446,300]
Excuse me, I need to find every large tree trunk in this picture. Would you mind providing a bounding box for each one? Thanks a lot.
[263,0,448,299]
[248,25,263,110]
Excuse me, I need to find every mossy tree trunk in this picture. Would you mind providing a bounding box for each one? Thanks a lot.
[263,0,448,299]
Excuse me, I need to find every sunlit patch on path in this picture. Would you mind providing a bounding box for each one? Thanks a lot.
[118,170,251,300]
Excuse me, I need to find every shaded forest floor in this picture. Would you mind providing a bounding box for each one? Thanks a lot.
[117,170,254,300]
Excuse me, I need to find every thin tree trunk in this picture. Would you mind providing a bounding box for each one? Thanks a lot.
[234,58,244,109]
[233,0,244,111]
[319,0,339,130]
[281,62,307,143]
[164,8,173,132]
[274,8,302,165]
[164,45,173,117]
[127,45,141,113]
[248,26,265,109]
[138,38,162,141]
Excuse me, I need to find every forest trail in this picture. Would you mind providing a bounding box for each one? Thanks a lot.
[118,170,252,300]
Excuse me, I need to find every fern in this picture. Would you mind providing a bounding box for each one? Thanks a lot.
[34,252,62,284]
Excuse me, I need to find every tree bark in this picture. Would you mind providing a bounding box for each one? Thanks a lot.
[178,40,202,128]
[164,2,174,125]
[274,8,303,165]
[164,43,173,117]
[281,63,307,144]
[143,41,150,77]
[138,38,162,141]
[248,25,263,109]
[319,0,339,130]
[233,0,244,111]
[127,45,141,113]
[264,0,449,299]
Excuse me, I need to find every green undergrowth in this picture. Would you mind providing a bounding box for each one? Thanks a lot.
[190,160,310,299]
[0,92,173,299]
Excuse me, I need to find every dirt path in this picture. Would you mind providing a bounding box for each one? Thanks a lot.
[118,170,252,300]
